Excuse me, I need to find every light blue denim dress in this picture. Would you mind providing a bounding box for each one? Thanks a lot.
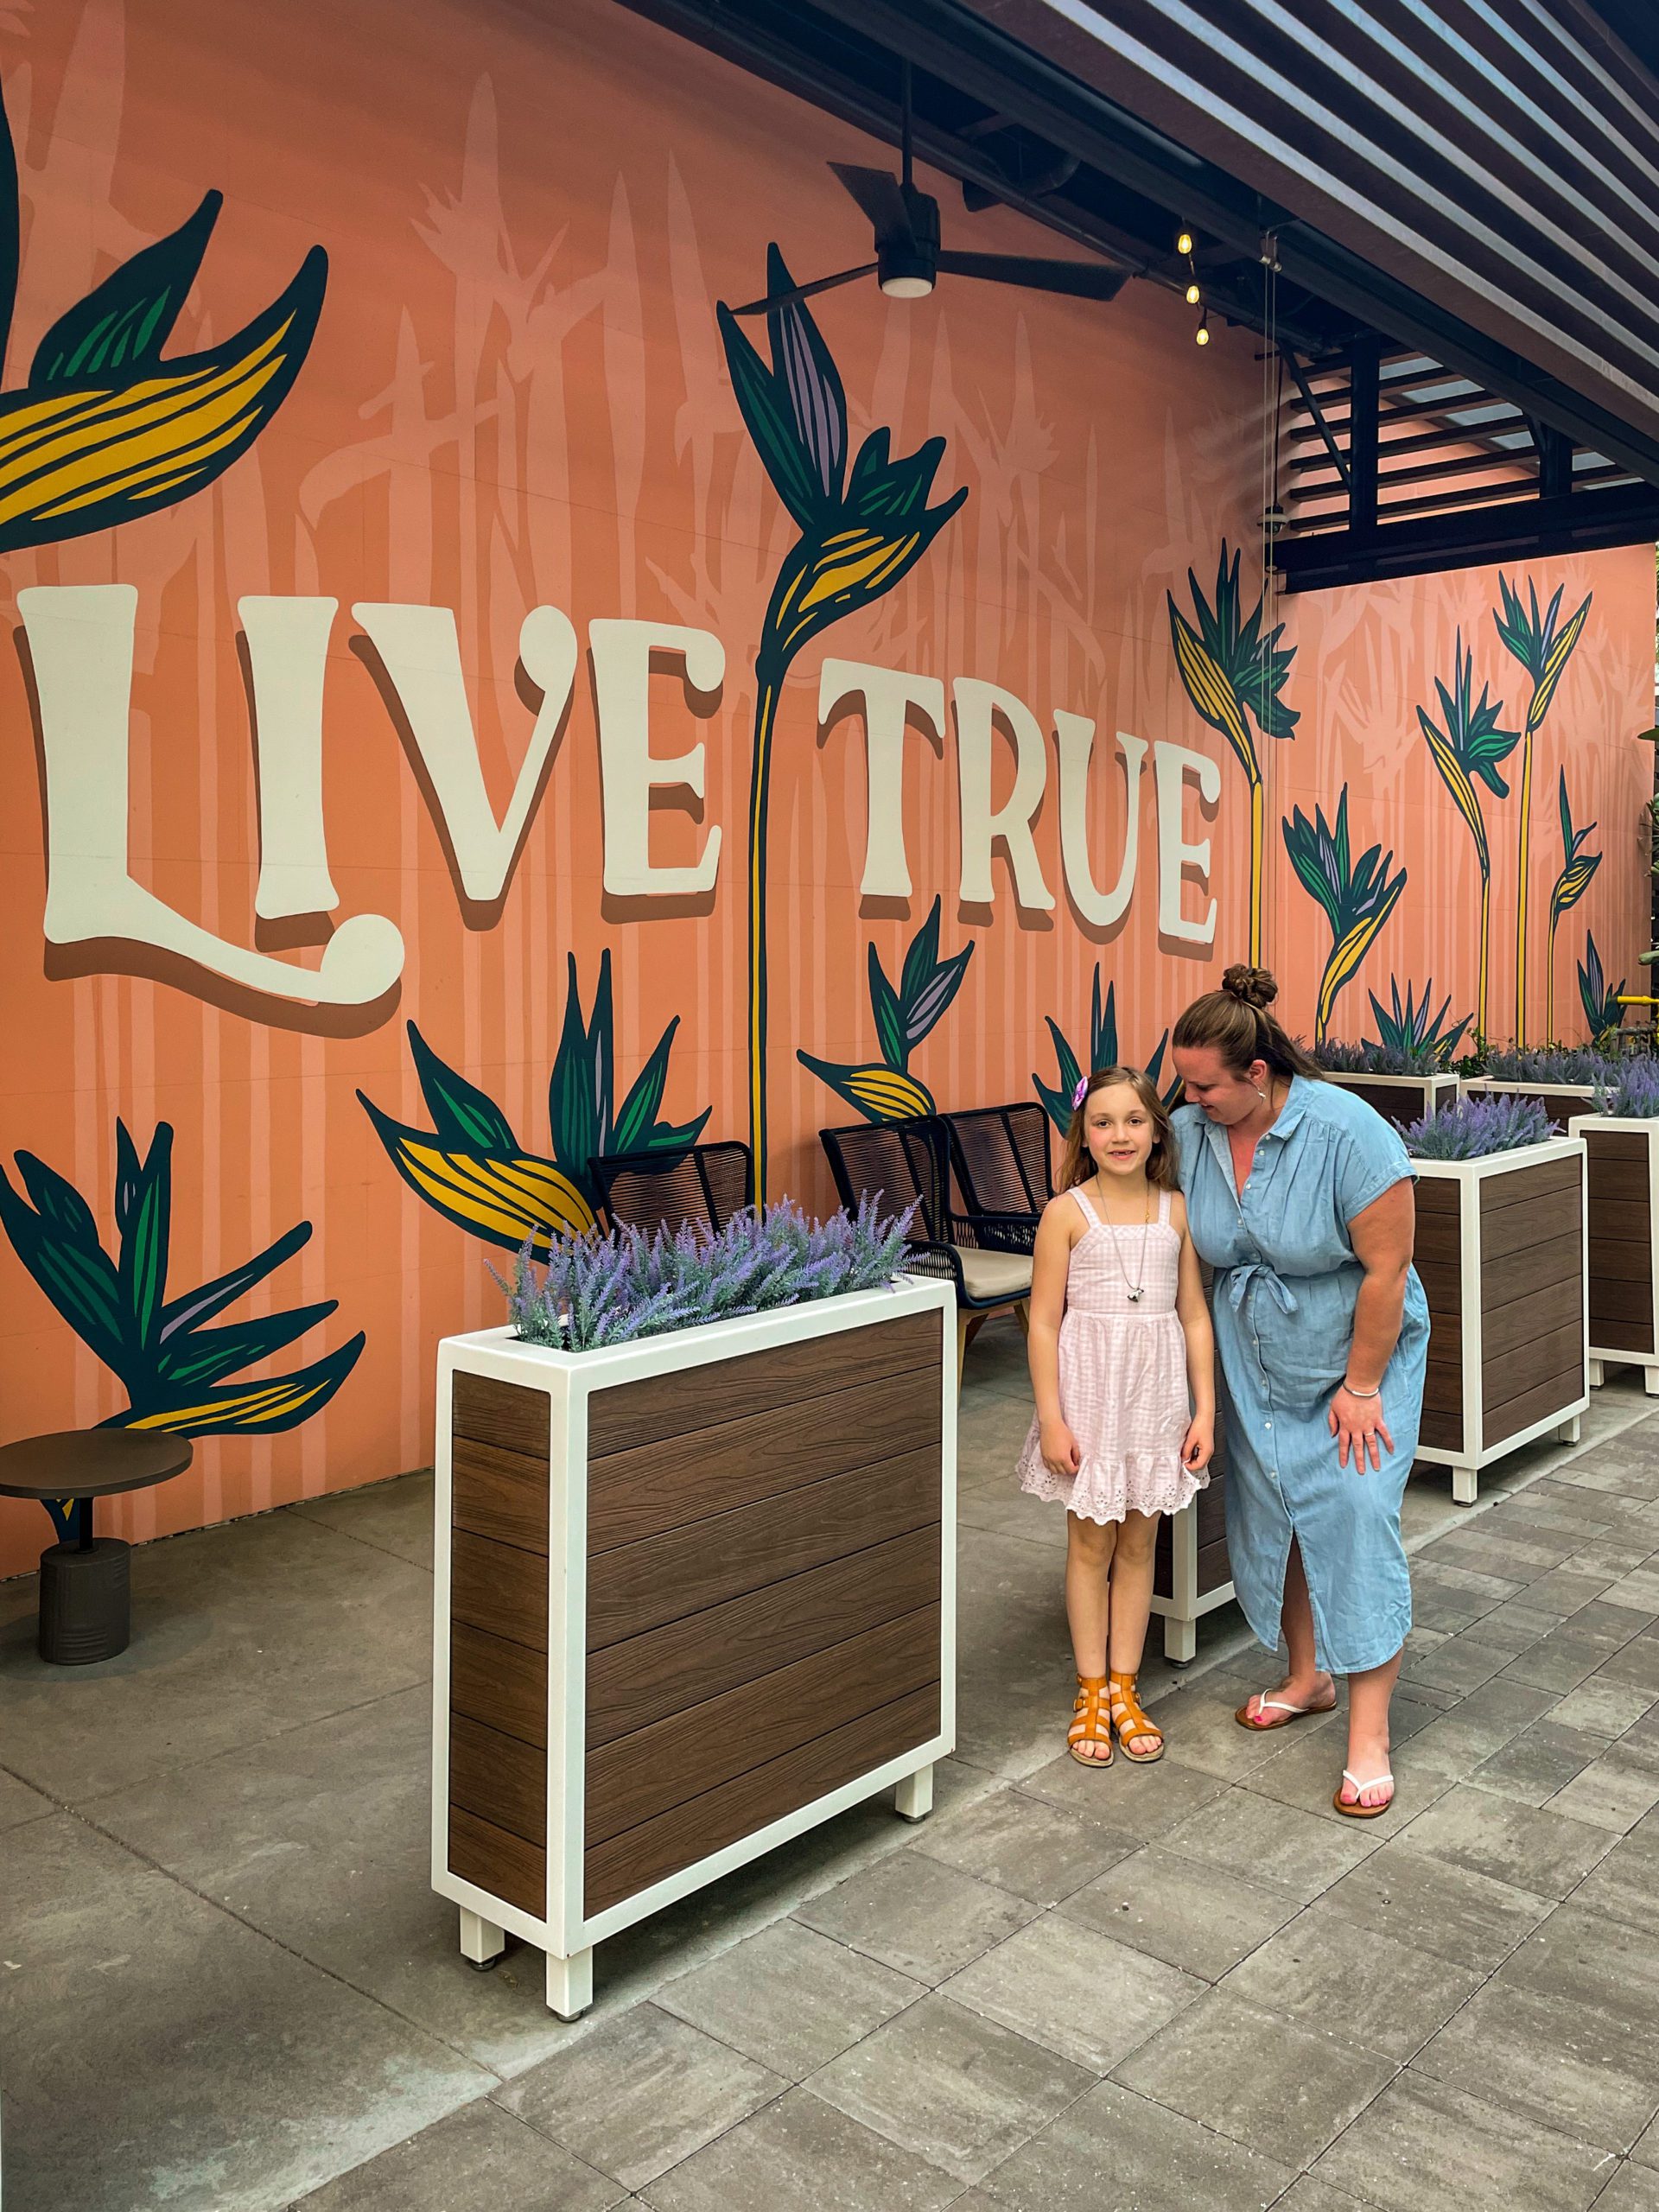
[1172,1076,1428,1675]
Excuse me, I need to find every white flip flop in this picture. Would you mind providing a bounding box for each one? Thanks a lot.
[1333,1768,1395,1819]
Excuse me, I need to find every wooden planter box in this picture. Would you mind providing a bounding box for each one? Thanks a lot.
[1414,1137,1588,1503]
[1152,1473,1231,1664]
[433,1277,956,2018]
[1324,1071,1459,1127]
[1459,1076,1600,1128]
[1568,1113,1659,1396]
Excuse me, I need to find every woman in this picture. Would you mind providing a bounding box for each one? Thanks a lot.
[1169,965,1427,1815]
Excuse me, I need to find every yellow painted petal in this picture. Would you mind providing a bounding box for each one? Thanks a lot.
[1170,607,1254,771]
[1529,599,1591,728]
[391,1133,594,1249]
[844,1066,935,1120]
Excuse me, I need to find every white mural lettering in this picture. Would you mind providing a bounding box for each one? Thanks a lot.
[589,619,724,897]
[1055,714,1145,928]
[1153,739,1221,946]
[954,677,1055,911]
[22,584,405,1007]
[817,658,946,900]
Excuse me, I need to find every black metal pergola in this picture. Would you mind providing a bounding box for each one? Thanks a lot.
[619,0,1659,592]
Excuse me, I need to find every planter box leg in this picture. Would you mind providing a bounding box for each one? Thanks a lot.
[1554,1415,1582,1444]
[895,1764,934,1822]
[1162,1616,1197,1666]
[1588,1358,1605,1387]
[459,1907,505,1971]
[546,1947,594,2020]
[1645,1368,1659,1398]
[1452,1464,1478,1506]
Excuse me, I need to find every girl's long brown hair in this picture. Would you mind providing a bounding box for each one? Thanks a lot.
[1060,1065,1179,1192]
[1171,963,1325,1081]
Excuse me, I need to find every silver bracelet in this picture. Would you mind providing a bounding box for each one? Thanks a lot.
[1344,1382,1382,1399]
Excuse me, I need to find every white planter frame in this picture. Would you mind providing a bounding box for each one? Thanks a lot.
[1459,1076,1601,1122]
[432,1276,957,2018]
[1149,1497,1233,1664]
[1414,1136,1588,1504]
[1568,1111,1659,1397]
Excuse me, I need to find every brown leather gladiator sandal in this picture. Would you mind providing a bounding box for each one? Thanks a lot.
[1067,1675,1113,1766]
[1109,1670,1165,1763]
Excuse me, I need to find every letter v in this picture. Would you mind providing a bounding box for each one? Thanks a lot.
[353,602,577,906]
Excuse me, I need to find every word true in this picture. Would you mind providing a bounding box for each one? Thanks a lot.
[22,588,1220,1014]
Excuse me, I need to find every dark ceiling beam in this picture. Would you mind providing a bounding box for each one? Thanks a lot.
[1275,479,1659,594]
[806,0,1659,488]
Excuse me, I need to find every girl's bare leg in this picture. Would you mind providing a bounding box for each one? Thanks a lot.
[1106,1510,1158,1677]
[1065,1511,1116,1760]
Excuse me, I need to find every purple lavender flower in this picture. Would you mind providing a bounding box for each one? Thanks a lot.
[1403,1094,1553,1160]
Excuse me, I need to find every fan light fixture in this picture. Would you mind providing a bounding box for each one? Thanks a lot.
[729,62,1129,321]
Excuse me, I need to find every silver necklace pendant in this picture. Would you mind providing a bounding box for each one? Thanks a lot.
[1126,1284,1144,1302]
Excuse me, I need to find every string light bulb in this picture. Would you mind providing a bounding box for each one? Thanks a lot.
[1177,230,1194,256]
[1185,281,1201,306]
[1195,313,1211,346]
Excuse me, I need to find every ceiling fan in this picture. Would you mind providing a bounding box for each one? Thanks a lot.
[732,67,1130,318]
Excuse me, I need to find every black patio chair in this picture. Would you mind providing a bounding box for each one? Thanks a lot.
[817,1115,1034,1380]
[943,1101,1053,1222]
[588,1141,753,1238]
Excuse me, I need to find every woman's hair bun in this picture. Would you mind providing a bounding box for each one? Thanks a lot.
[1220,963,1278,1010]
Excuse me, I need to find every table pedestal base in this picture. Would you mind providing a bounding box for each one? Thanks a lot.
[39,1536,130,1664]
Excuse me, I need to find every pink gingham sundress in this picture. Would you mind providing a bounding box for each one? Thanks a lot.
[1016,1185,1203,1524]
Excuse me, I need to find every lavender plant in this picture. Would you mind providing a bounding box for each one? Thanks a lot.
[1592,1058,1659,1119]
[496,1195,918,1351]
[1480,1045,1624,1086]
[1403,1094,1554,1160]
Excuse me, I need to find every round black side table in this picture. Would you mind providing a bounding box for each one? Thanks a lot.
[0,1431,194,1664]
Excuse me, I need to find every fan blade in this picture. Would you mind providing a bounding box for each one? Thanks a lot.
[935,250,1129,302]
[830,162,916,246]
[729,263,877,317]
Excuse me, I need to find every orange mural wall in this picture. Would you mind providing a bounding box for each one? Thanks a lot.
[0,0,1652,1577]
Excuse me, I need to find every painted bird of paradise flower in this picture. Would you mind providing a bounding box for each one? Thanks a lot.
[718,245,967,1198]
[798,897,972,1123]
[1494,576,1592,1045]
[1033,969,1179,1135]
[359,952,710,1254]
[1281,788,1408,1045]
[1365,976,1471,1067]
[0,1120,363,1533]
[1546,772,1602,1044]
[1579,930,1627,1044]
[0,91,325,555]
[1416,631,1521,1038]
[1166,543,1298,966]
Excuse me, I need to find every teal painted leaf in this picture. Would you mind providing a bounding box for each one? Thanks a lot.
[16,1152,104,1254]
[613,1018,677,1155]
[30,190,221,389]
[899,899,943,1014]
[408,1023,518,1153]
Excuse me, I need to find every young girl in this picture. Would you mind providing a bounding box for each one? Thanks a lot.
[1016,1066,1216,1765]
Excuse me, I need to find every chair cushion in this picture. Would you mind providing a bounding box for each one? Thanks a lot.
[956,1247,1033,1303]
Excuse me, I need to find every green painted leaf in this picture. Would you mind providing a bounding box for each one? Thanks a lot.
[155,1301,338,1389]
[113,1330,365,1437]
[550,954,605,1191]
[613,1019,677,1155]
[899,899,943,1014]
[408,1022,518,1152]
[717,302,821,531]
[160,1222,311,1340]
[869,944,908,1072]
[30,190,221,388]
[0,1163,127,1369]
[117,1122,172,1351]
[906,945,970,1049]
[15,1152,103,1253]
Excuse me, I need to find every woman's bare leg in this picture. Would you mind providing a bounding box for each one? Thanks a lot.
[1240,1537,1336,1727]
[1340,1652,1402,1809]
[1065,1512,1116,1760]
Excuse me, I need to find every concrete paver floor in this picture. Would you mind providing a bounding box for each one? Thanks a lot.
[3,1319,1659,2210]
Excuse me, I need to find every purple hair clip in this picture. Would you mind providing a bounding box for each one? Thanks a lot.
[1071,1077,1090,1110]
